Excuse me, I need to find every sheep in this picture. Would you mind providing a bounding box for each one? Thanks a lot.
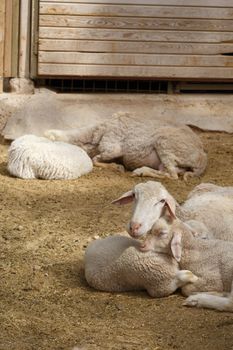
[44,112,207,180]
[111,181,233,241]
[7,134,93,180]
[84,233,198,297]
[186,182,233,200]
[140,215,233,312]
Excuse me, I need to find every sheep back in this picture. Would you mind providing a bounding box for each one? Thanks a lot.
[7,135,93,180]
[84,234,180,297]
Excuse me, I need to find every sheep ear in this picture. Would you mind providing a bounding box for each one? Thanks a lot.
[171,232,182,262]
[164,200,176,220]
[111,190,135,205]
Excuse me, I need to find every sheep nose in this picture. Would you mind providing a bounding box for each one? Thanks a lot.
[130,222,142,237]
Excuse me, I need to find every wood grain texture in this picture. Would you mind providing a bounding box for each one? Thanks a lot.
[19,0,31,78]
[38,64,233,79]
[0,0,5,92]
[3,0,12,76]
[39,52,233,67]
[37,0,233,79]
[39,3,233,19]
[39,40,233,55]
[40,0,233,7]
[11,0,20,77]
[39,27,233,43]
[39,15,233,32]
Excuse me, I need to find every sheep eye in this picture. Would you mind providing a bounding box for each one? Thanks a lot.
[154,199,165,207]
[159,230,168,236]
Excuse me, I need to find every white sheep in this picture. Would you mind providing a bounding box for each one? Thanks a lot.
[7,134,93,180]
[111,181,233,241]
[141,216,233,312]
[44,112,207,180]
[186,182,233,200]
[85,233,197,297]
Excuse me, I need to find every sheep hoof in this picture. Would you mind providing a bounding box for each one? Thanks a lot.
[183,295,199,307]
[131,171,142,177]
[131,168,146,177]
[115,164,125,173]
[183,172,194,182]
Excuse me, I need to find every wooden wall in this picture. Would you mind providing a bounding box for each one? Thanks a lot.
[0,0,5,92]
[0,0,19,92]
[32,0,233,80]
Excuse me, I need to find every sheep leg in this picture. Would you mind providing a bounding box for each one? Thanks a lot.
[94,161,125,173]
[183,171,195,182]
[131,166,177,179]
[170,270,198,291]
[183,293,233,312]
[147,270,198,298]
[93,142,125,172]
[183,280,233,312]
[131,145,180,179]
[176,270,198,285]
[157,155,180,179]
[44,126,95,144]
[93,155,125,173]
[44,128,79,143]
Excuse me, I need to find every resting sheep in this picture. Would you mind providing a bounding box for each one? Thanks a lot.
[44,112,207,180]
[7,134,93,180]
[112,181,233,241]
[140,216,233,312]
[85,233,197,297]
[186,182,233,200]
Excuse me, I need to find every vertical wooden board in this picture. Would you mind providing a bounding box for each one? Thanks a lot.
[19,0,31,78]
[11,0,20,77]
[4,0,12,77]
[0,0,5,92]
[31,0,39,78]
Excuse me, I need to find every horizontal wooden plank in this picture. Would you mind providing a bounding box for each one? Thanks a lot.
[40,0,233,8]
[39,3,233,19]
[38,63,233,79]
[39,27,233,43]
[39,52,233,67]
[39,15,233,32]
[39,39,233,55]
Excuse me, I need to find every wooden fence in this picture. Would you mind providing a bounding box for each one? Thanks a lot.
[2,0,233,89]
[38,0,233,80]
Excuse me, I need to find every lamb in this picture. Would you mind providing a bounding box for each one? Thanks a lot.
[140,215,233,312]
[112,181,233,241]
[44,112,207,180]
[7,134,93,180]
[84,233,197,297]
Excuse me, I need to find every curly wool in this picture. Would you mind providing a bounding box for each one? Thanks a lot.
[85,234,191,298]
[7,134,93,180]
[44,112,207,178]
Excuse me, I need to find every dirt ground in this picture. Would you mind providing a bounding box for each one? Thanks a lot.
[0,130,233,350]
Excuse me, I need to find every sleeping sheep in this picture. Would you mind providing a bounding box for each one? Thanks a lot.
[112,181,233,242]
[44,112,207,180]
[141,216,233,312]
[7,134,93,180]
[85,233,198,297]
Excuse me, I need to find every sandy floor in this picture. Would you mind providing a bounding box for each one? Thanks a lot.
[0,131,233,350]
